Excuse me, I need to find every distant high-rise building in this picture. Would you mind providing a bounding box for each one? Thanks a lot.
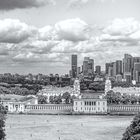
[123,54,133,82]
[108,66,113,77]
[71,54,77,78]
[83,57,94,76]
[112,62,116,77]
[105,63,113,75]
[116,60,122,75]
[95,65,101,75]
[133,63,140,83]
[77,67,81,76]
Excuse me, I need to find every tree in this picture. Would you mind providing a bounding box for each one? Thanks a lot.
[38,95,47,104]
[122,113,140,140]
[121,94,131,104]
[62,92,71,104]
[0,105,6,140]
[105,90,122,104]
[49,96,54,104]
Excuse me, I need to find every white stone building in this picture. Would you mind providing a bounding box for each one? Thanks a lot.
[38,78,81,102]
[105,78,140,96]
[73,91,107,114]
[1,95,38,113]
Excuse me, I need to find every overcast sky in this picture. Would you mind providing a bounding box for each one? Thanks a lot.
[0,0,140,74]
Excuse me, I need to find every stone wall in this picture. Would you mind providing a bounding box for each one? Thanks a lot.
[108,105,140,115]
[25,104,73,114]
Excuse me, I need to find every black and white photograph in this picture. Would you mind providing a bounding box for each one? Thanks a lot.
[0,0,140,140]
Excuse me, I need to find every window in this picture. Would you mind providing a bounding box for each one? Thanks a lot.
[75,107,77,110]
[98,102,100,105]
[81,107,82,110]
[81,102,82,105]
[94,102,96,105]
[103,102,105,106]
[85,101,86,106]
[75,102,77,105]
[89,102,91,106]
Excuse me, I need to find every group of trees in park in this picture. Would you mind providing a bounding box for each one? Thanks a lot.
[122,113,140,140]
[112,81,140,88]
[0,84,42,96]
[0,105,6,140]
[105,90,140,105]
[38,92,77,104]
[80,81,105,91]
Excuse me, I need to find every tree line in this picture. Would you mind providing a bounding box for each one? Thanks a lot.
[38,92,76,104]
[105,90,140,105]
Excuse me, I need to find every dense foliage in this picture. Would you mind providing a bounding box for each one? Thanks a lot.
[122,113,140,140]
[49,92,76,104]
[105,90,139,105]
[0,105,6,140]
[0,84,42,96]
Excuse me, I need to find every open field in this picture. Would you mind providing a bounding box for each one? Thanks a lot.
[5,114,133,140]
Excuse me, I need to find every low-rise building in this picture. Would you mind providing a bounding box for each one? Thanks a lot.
[73,92,107,114]
[1,95,38,113]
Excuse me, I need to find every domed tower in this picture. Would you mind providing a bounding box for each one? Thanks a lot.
[73,78,80,96]
[105,78,112,95]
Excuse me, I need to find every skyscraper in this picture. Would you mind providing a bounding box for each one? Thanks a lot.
[105,62,113,75]
[83,57,94,76]
[116,60,122,75]
[123,54,133,82]
[71,54,77,78]
[133,63,140,83]
[95,65,101,75]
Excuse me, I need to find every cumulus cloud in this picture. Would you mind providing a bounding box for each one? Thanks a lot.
[39,18,91,42]
[0,0,56,10]
[1,17,140,73]
[100,18,140,45]
[0,19,37,43]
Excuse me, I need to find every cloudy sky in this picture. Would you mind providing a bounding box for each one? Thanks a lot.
[0,0,140,74]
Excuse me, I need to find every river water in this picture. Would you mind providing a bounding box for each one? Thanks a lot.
[5,114,133,140]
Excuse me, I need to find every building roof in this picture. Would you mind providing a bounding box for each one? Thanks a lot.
[81,90,104,94]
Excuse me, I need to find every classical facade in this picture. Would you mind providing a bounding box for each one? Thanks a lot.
[1,96,38,113]
[105,78,112,95]
[105,78,140,96]
[73,90,107,114]
[38,78,81,102]
[73,98,107,114]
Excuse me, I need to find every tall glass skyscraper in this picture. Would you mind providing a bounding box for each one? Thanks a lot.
[71,54,77,78]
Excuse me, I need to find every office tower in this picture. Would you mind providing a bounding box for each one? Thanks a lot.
[83,57,94,76]
[71,54,77,78]
[123,54,133,82]
[132,57,140,72]
[105,63,113,75]
[116,60,122,75]
[77,67,81,76]
[95,65,101,75]
[133,63,140,83]
[112,62,116,77]
[108,66,113,77]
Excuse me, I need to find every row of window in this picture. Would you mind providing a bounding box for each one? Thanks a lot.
[75,101,106,106]
[85,101,96,106]
[75,107,106,111]
[27,106,71,110]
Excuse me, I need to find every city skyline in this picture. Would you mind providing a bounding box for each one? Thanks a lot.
[0,0,140,74]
